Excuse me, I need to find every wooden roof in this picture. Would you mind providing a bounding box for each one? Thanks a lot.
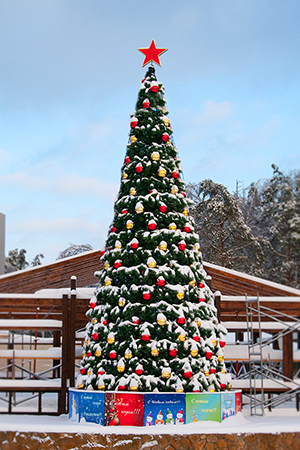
[0,249,299,297]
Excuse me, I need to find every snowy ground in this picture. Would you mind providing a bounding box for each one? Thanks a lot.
[0,395,300,435]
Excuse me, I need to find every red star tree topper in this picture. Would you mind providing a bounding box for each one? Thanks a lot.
[138,39,167,67]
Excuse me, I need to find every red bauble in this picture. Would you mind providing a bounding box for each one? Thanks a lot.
[89,300,97,309]
[110,226,117,233]
[183,371,193,379]
[172,171,179,179]
[162,133,169,142]
[130,119,138,128]
[198,282,205,288]
[181,192,186,197]
[177,317,185,325]
[156,278,165,287]
[143,99,150,108]
[135,368,144,375]
[87,351,92,357]
[148,222,157,231]
[183,226,191,233]
[131,242,139,249]
[109,351,117,359]
[121,209,128,214]
[135,164,143,173]
[143,292,151,300]
[125,157,131,164]
[206,351,213,359]
[97,369,105,375]
[118,385,126,391]
[141,334,150,341]
[132,318,140,325]
[114,261,122,269]
[100,250,105,257]
[151,83,159,93]
[192,335,200,342]
[220,341,226,348]
[169,349,177,357]
[210,368,216,374]
[198,297,205,303]
[92,333,99,341]
[159,205,167,213]
[178,243,186,251]
[102,320,108,326]
[80,368,86,375]
[220,383,226,390]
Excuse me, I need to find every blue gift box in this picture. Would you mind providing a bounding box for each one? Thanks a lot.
[69,388,105,425]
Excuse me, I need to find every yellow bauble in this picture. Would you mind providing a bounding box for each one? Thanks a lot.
[107,337,115,344]
[169,224,177,231]
[122,172,128,180]
[82,352,86,358]
[95,350,102,357]
[104,262,110,270]
[135,206,144,214]
[130,188,137,196]
[221,370,226,374]
[157,318,166,326]
[117,365,125,373]
[158,168,166,177]
[195,320,201,327]
[91,318,97,324]
[105,278,112,286]
[189,280,196,287]
[151,349,159,357]
[167,140,171,144]
[98,384,105,390]
[148,261,157,268]
[115,242,122,249]
[171,186,178,194]
[194,243,200,251]
[161,371,171,379]
[177,292,185,300]
[151,151,160,161]
[178,334,186,342]
[218,355,224,362]
[182,209,189,217]
[176,388,184,393]
[78,384,84,389]
[125,351,132,359]
[164,118,170,127]
[129,385,138,391]
[190,349,198,357]
[85,339,90,346]
[212,340,217,347]
[119,298,126,307]
[126,220,134,229]
[87,369,92,375]
[228,384,232,390]
[159,243,167,251]
[130,136,137,144]
[209,388,215,393]
[204,371,209,377]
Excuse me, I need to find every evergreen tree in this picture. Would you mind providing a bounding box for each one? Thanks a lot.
[77,66,230,393]
[187,180,264,276]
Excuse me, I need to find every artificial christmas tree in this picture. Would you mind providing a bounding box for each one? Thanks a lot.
[77,44,230,394]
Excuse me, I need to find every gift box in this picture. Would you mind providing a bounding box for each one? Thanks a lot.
[68,388,105,425]
[105,392,144,426]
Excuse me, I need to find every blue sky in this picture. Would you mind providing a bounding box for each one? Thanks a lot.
[0,0,300,264]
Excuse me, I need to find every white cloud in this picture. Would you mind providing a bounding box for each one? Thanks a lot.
[54,173,119,200]
[10,216,104,235]
[195,100,233,126]
[0,171,48,190]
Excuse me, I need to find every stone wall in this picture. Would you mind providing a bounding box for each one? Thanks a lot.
[0,431,299,450]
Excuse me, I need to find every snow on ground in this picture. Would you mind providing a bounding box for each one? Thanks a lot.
[0,396,300,435]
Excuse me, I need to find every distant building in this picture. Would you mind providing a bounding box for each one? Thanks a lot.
[0,213,5,275]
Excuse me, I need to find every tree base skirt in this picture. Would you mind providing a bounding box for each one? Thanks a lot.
[69,388,242,426]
